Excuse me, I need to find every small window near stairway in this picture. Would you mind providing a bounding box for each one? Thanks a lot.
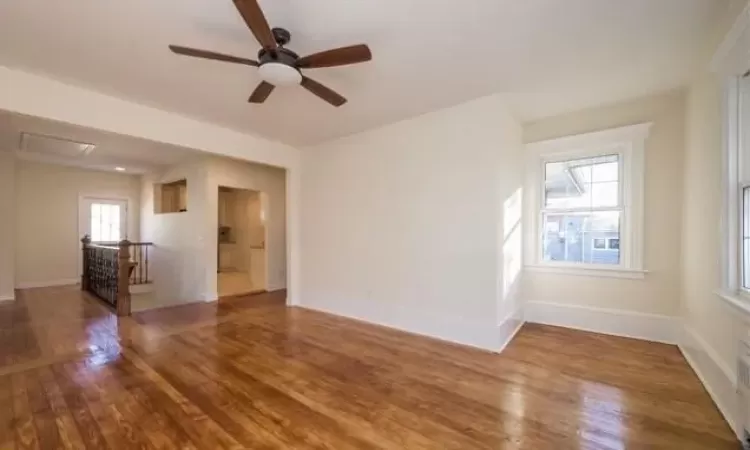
[155,179,187,214]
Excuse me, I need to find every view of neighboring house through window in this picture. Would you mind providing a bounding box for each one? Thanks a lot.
[542,154,621,265]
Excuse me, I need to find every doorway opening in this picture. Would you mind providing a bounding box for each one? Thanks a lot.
[78,196,129,277]
[217,186,267,297]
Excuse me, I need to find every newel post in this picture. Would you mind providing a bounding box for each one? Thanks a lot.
[81,235,91,291]
[117,239,132,316]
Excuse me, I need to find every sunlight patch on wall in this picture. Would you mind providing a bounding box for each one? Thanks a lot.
[503,188,523,299]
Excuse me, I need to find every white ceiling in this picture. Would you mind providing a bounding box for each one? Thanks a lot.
[0,109,204,174]
[0,0,728,146]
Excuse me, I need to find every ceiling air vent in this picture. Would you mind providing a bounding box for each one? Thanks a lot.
[19,132,95,158]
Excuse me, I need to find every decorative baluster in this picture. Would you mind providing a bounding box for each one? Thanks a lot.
[117,239,132,316]
[81,235,91,291]
[139,244,144,284]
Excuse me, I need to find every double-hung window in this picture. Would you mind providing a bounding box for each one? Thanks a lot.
[713,12,750,305]
[719,74,750,298]
[525,123,651,278]
[734,75,750,293]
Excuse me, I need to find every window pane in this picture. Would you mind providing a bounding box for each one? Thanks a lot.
[569,163,592,185]
[545,180,590,209]
[544,154,620,209]
[90,204,101,241]
[543,211,620,265]
[743,187,750,289]
[110,205,121,241]
[90,203,121,242]
[592,161,619,182]
[104,204,113,241]
[591,181,619,207]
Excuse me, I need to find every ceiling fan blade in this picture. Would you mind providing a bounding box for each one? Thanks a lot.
[248,81,275,103]
[232,0,277,50]
[169,45,259,66]
[300,76,347,107]
[297,44,372,69]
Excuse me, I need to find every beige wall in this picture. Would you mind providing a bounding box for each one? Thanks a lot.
[15,160,141,287]
[522,90,686,316]
[0,152,15,299]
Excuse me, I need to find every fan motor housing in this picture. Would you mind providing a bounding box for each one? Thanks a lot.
[257,47,300,69]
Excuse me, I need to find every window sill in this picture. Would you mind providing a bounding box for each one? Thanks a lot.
[525,264,648,280]
[715,289,750,317]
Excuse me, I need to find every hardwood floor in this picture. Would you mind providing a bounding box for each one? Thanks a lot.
[0,286,739,449]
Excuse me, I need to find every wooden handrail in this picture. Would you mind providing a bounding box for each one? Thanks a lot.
[91,241,153,247]
[87,244,120,251]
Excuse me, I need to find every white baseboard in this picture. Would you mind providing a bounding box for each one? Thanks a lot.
[498,308,525,352]
[266,284,286,292]
[16,279,79,289]
[0,293,14,302]
[299,301,500,352]
[202,291,219,302]
[525,301,679,344]
[679,325,740,439]
[129,284,154,295]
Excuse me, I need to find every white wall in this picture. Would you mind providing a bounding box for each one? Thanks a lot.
[521,91,686,329]
[15,160,141,288]
[140,155,286,306]
[141,159,212,304]
[0,152,15,300]
[300,93,524,350]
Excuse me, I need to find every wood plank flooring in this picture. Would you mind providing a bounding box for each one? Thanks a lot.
[0,286,739,449]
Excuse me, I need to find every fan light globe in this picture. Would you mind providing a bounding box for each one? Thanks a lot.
[258,62,302,86]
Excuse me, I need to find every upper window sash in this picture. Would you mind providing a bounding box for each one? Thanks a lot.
[541,153,624,212]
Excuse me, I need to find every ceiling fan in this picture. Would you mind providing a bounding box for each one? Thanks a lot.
[169,0,372,107]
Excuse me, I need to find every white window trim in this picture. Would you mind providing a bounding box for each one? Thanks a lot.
[715,4,750,306]
[524,123,652,280]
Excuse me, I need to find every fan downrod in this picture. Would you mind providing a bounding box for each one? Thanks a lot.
[272,27,291,46]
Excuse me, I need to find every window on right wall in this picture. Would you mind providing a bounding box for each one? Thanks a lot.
[736,75,750,294]
[525,123,652,279]
[721,74,750,298]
